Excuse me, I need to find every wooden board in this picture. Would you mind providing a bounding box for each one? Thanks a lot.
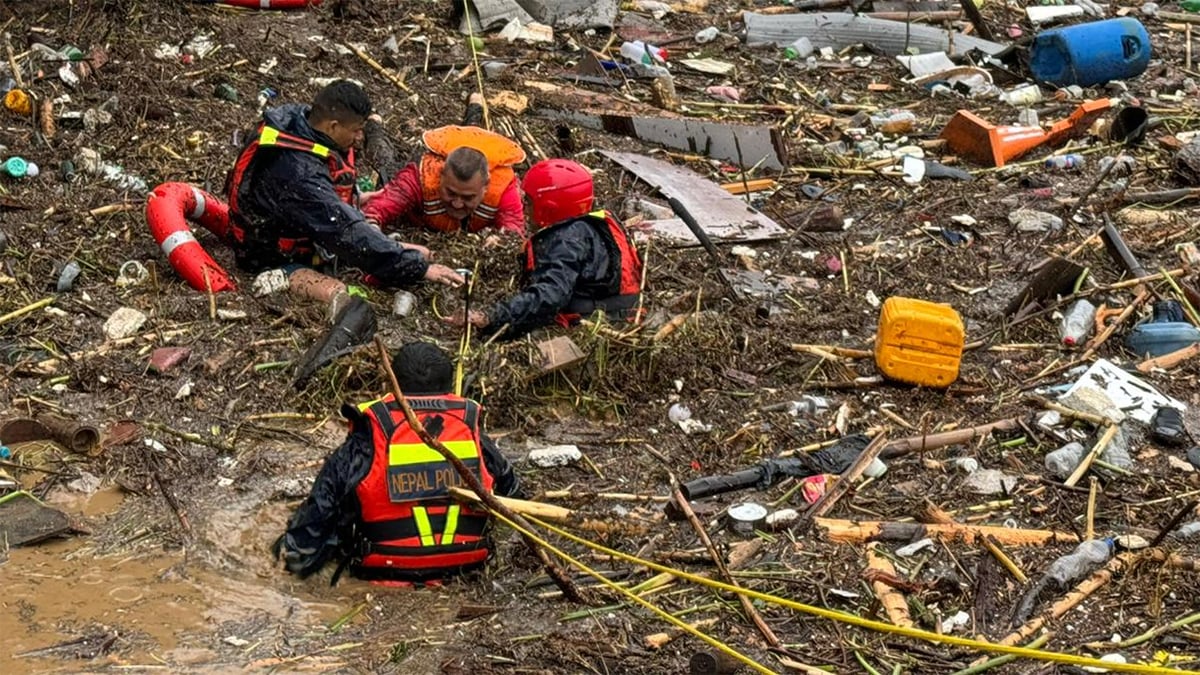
[601,151,787,246]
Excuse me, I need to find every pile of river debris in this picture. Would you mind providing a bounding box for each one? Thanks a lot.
[2,0,1200,672]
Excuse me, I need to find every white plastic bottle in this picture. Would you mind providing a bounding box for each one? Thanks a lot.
[1059,299,1097,347]
[695,27,719,43]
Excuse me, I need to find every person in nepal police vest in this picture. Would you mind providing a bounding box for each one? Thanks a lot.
[445,159,645,341]
[361,94,528,242]
[275,342,522,586]
[223,80,465,289]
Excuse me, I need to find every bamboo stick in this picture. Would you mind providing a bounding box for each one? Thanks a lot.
[800,434,889,527]
[790,343,873,359]
[1065,424,1119,487]
[881,418,1022,459]
[922,502,1029,583]
[447,486,643,536]
[866,542,914,627]
[816,518,1079,546]
[347,44,412,93]
[995,552,1139,648]
[0,296,54,326]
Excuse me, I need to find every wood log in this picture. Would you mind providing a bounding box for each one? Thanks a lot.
[865,543,913,627]
[1137,342,1200,372]
[816,518,1079,546]
[881,418,1022,459]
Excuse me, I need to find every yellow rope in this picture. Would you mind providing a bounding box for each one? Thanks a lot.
[462,4,491,131]
[490,510,777,674]
[514,515,1189,674]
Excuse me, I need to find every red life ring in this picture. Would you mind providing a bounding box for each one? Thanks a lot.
[145,182,238,293]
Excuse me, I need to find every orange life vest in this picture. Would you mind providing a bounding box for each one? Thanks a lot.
[352,394,494,578]
[524,210,644,326]
[225,123,357,256]
[418,125,526,233]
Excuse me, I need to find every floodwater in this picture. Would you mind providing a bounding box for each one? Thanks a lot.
[0,485,351,672]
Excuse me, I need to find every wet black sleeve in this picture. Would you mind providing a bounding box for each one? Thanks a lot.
[483,225,588,339]
[278,411,375,578]
[480,433,523,498]
[264,154,430,287]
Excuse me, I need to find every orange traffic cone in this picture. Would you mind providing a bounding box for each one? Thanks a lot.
[940,99,1113,168]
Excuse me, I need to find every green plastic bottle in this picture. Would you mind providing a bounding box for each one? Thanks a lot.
[1184,0,1200,12]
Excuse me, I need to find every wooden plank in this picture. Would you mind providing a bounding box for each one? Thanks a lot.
[536,336,587,373]
[601,151,786,246]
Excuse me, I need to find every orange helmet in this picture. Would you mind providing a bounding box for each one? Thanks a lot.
[521,159,594,228]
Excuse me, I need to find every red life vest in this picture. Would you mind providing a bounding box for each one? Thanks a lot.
[418,126,525,233]
[352,394,494,578]
[524,210,644,327]
[224,122,357,256]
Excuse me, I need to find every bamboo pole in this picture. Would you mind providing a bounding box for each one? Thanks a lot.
[1065,424,1119,487]
[994,552,1139,648]
[816,518,1079,546]
[799,434,889,527]
[881,418,1022,459]
[347,44,412,93]
[0,296,54,326]
[373,338,583,602]
[866,542,913,627]
[447,486,646,536]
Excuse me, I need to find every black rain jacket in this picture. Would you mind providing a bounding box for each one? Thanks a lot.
[484,218,618,340]
[277,401,521,578]
[229,103,428,287]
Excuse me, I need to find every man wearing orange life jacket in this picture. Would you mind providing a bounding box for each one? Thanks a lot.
[361,95,527,239]
[224,81,463,288]
[446,159,644,341]
[276,342,521,585]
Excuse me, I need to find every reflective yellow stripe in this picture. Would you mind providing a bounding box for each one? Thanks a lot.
[258,126,329,157]
[412,506,436,546]
[441,505,460,545]
[389,440,479,466]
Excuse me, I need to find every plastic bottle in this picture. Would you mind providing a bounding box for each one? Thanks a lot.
[695,27,719,44]
[1045,539,1114,587]
[784,37,814,60]
[870,110,917,134]
[1045,154,1085,170]
[1177,522,1200,538]
[1183,0,1200,11]
[620,40,668,66]
[1059,299,1097,346]
[1045,441,1085,480]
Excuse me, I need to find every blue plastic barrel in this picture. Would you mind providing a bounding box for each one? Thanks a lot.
[1030,18,1151,87]
[1126,322,1200,358]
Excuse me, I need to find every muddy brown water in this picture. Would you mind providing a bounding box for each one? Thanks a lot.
[0,485,387,672]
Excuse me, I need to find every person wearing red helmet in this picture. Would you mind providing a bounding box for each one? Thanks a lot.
[446,159,644,340]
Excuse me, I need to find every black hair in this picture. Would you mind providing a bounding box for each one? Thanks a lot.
[310,80,372,125]
[444,146,489,183]
[392,342,454,395]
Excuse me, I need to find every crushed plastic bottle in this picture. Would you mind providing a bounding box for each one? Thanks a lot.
[1045,441,1085,480]
[784,37,814,60]
[75,147,149,195]
[1059,299,1097,347]
[695,27,720,43]
[1045,539,1115,588]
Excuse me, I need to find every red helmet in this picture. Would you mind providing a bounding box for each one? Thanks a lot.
[521,159,594,228]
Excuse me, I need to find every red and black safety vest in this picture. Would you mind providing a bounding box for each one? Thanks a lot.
[525,210,644,326]
[224,123,357,256]
[352,394,494,577]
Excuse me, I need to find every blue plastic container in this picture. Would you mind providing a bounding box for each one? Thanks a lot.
[1030,18,1151,87]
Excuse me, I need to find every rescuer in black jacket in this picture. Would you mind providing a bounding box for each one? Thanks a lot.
[445,159,643,340]
[275,342,521,583]
[225,80,463,288]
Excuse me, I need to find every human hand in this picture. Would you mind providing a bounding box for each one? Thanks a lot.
[424,264,465,287]
[445,309,490,329]
[404,242,432,259]
[360,189,382,209]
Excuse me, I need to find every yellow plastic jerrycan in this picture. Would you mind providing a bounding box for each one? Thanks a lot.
[874,297,965,388]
